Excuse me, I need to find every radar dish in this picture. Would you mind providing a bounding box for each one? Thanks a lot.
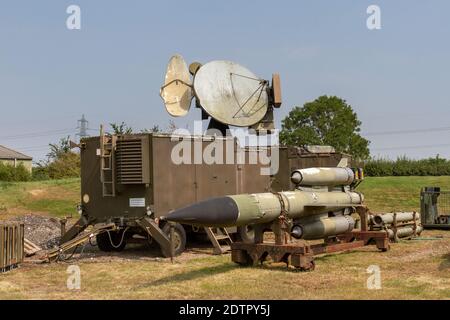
[193,60,269,127]
[160,54,193,117]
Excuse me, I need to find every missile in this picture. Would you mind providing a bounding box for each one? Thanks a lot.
[164,189,364,229]
[372,212,420,226]
[291,167,355,186]
[291,215,355,240]
[387,226,423,239]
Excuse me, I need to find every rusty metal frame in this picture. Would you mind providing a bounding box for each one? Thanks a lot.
[369,211,422,242]
[230,206,389,271]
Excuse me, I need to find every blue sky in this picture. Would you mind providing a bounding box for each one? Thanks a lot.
[0,0,449,161]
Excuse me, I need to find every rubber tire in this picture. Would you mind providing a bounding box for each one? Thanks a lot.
[236,225,255,244]
[161,223,187,257]
[96,230,126,252]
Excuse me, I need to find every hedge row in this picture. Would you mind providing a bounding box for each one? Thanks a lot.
[0,162,31,181]
[364,156,450,176]
[0,152,80,182]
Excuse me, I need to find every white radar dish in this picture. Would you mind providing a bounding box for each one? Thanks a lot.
[193,60,269,127]
[160,54,193,117]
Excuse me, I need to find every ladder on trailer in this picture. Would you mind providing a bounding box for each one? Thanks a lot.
[100,125,116,197]
[204,227,233,255]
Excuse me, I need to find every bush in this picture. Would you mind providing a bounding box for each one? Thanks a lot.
[32,165,50,181]
[0,162,31,181]
[47,152,80,179]
[364,156,450,176]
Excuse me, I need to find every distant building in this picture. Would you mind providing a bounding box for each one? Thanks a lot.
[0,145,33,173]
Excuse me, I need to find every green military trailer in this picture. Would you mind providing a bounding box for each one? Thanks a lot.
[61,131,350,256]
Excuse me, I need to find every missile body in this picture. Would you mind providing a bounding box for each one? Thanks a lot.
[372,212,420,226]
[291,167,355,186]
[387,226,423,239]
[291,215,355,240]
[165,189,364,228]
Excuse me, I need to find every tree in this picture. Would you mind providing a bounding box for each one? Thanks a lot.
[47,136,71,160]
[141,125,161,134]
[34,136,80,180]
[110,122,133,135]
[47,152,80,179]
[280,95,370,160]
[167,120,178,134]
[141,121,178,134]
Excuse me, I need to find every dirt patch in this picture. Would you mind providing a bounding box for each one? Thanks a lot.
[28,189,45,197]
[52,245,213,265]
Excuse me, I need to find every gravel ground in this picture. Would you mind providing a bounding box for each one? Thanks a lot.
[6,213,217,263]
[12,214,62,249]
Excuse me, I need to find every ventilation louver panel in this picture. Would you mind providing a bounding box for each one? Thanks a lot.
[116,139,145,184]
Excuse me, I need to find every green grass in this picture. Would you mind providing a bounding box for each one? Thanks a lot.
[0,178,80,219]
[358,176,450,212]
[0,176,449,218]
[1,230,449,299]
[1,176,450,299]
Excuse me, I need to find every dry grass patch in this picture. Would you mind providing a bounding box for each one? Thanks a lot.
[1,230,449,300]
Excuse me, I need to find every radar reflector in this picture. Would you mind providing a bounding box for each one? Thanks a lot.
[193,60,269,127]
[160,54,193,117]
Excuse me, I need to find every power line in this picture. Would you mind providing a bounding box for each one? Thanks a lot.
[372,143,450,151]
[364,126,450,136]
[0,128,75,140]
[13,144,50,150]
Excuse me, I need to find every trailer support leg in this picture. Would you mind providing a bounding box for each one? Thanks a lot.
[60,215,90,245]
[136,218,172,258]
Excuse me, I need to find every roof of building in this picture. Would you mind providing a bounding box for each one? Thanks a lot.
[0,145,32,160]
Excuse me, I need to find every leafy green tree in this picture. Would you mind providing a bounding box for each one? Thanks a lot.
[280,95,370,160]
[141,121,178,134]
[141,125,161,134]
[0,162,31,181]
[35,136,80,180]
[47,152,80,179]
[110,122,133,135]
[47,136,71,160]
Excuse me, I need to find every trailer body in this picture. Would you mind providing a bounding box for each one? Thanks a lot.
[63,133,350,255]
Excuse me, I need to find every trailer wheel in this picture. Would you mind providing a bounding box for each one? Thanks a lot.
[96,230,126,252]
[161,223,186,257]
[236,225,255,243]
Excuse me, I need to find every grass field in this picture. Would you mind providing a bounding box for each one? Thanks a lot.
[0,178,79,220]
[0,176,449,299]
[358,176,450,213]
[1,231,449,299]
[1,176,450,219]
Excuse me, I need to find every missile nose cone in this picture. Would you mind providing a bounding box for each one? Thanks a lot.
[291,225,303,239]
[291,171,302,185]
[165,196,239,227]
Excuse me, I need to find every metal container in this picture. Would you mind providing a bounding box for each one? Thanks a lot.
[0,222,24,273]
[421,187,450,229]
